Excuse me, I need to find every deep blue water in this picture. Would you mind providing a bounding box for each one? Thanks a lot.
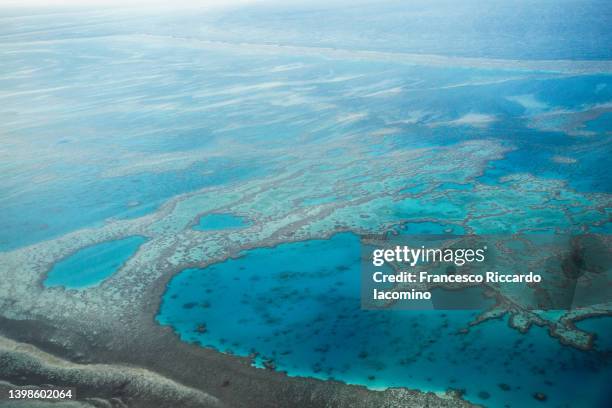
[3,1,612,60]
[170,0,612,60]
[44,235,146,289]
[157,232,612,407]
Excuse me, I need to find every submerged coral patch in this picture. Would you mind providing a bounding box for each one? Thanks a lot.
[193,213,250,231]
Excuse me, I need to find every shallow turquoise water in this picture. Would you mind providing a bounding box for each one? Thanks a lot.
[193,214,249,231]
[44,236,146,289]
[157,232,612,407]
[301,196,337,206]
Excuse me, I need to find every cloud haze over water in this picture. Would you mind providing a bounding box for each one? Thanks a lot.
[0,0,261,8]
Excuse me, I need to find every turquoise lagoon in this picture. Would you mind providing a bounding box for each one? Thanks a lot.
[157,233,612,407]
[44,236,146,289]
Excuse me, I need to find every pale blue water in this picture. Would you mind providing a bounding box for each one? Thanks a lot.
[157,232,612,407]
[0,159,264,252]
[1,44,610,250]
[194,214,249,231]
[44,236,146,289]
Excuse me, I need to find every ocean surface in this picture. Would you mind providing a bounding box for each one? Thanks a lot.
[1,1,611,406]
